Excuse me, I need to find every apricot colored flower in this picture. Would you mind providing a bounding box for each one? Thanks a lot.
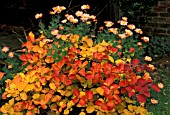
[125,29,133,36]
[90,15,96,20]
[8,52,14,58]
[135,28,143,34]
[70,18,78,23]
[75,11,83,17]
[66,15,74,21]
[80,13,90,22]
[137,42,142,46]
[151,98,158,104]
[118,20,128,26]
[122,17,128,21]
[81,4,90,10]
[61,19,67,23]
[127,24,136,30]
[35,13,43,19]
[108,28,118,34]
[118,34,127,39]
[51,30,59,35]
[148,64,155,70]
[2,46,9,52]
[104,21,114,27]
[52,6,66,13]
[8,64,13,69]
[141,37,149,42]
[158,83,164,89]
[144,56,152,61]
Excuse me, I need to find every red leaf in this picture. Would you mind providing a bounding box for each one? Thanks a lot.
[119,80,128,87]
[79,68,86,76]
[86,90,94,100]
[79,96,86,106]
[104,76,114,86]
[95,100,103,106]
[72,97,79,104]
[73,89,80,97]
[101,85,111,95]
[137,94,146,103]
[131,59,140,67]
[107,100,115,108]
[151,83,160,92]
[137,78,147,86]
[92,74,101,84]
[128,92,135,97]
[142,91,150,97]
[101,103,108,110]
[85,73,94,80]
[113,95,121,104]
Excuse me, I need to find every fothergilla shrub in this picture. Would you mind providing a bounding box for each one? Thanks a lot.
[0,5,163,115]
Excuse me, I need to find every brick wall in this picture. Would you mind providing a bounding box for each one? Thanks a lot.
[142,0,170,37]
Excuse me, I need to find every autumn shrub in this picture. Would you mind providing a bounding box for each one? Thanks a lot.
[0,46,23,105]
[0,5,163,115]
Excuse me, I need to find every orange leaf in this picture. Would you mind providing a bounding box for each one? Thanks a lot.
[0,72,5,80]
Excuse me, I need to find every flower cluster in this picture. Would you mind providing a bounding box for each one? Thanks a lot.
[0,5,163,115]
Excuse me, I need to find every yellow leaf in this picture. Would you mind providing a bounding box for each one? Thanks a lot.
[108,56,114,63]
[128,105,134,112]
[63,109,69,114]
[96,87,104,95]
[96,111,105,115]
[115,59,125,65]
[49,83,56,90]
[24,84,34,92]
[79,112,86,115]
[16,81,28,91]
[65,91,72,97]
[67,101,74,109]
[101,40,108,46]
[20,92,27,100]
[9,98,14,106]
[33,93,40,99]
[39,41,45,47]
[86,105,95,113]
[86,39,93,47]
